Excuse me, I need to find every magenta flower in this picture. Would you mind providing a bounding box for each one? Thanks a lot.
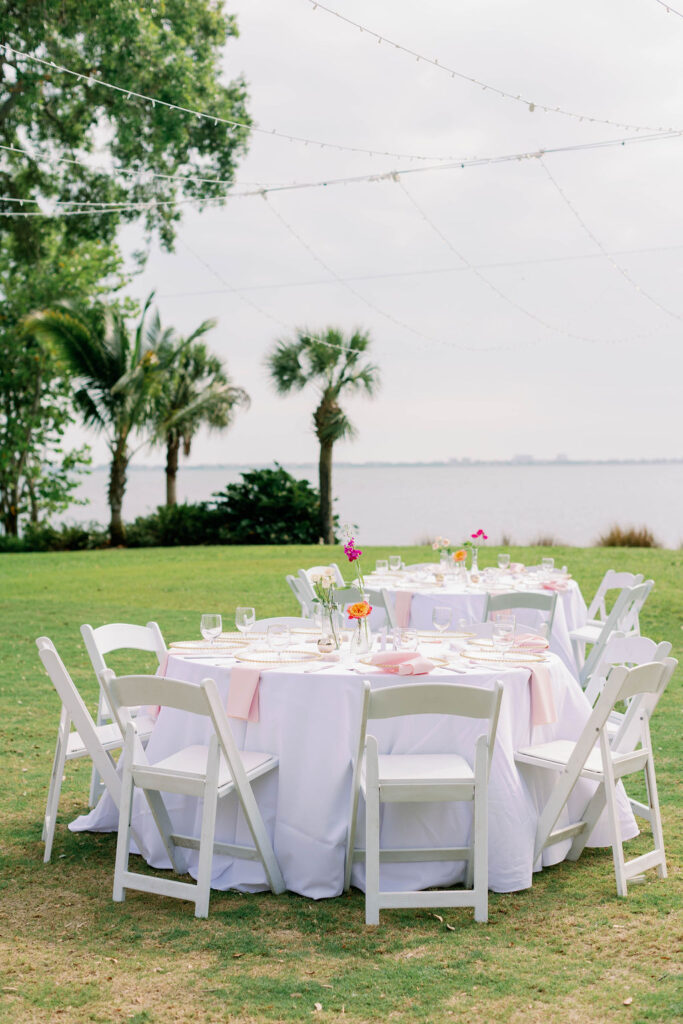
[344,537,362,562]
[471,529,488,541]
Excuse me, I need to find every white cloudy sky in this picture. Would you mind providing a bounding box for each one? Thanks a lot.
[76,0,683,466]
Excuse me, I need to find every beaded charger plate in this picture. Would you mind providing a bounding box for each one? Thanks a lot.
[461,649,547,665]
[417,630,476,642]
[170,638,247,651]
[233,648,321,665]
[468,637,549,651]
[357,654,449,668]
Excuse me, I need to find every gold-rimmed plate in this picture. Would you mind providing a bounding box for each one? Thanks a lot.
[170,638,247,650]
[233,648,321,665]
[417,630,476,642]
[461,650,548,665]
[468,637,550,651]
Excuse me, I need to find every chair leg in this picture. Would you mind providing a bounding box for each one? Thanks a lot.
[88,765,104,809]
[43,710,70,862]
[473,738,488,923]
[113,731,135,903]
[195,740,220,919]
[600,734,628,897]
[643,754,667,879]
[364,781,380,926]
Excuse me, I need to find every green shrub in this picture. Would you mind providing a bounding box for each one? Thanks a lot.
[211,463,336,544]
[0,521,108,552]
[596,524,661,548]
[126,502,221,548]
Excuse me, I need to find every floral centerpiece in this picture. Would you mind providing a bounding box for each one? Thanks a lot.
[343,529,373,653]
[463,528,488,576]
[432,535,452,555]
[310,568,340,648]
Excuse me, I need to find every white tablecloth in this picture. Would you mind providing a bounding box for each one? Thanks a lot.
[71,650,637,899]
[366,573,586,677]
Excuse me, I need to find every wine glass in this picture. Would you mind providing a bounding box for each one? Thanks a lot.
[432,606,452,635]
[375,559,388,574]
[200,613,222,646]
[492,621,515,654]
[498,553,511,570]
[389,555,402,572]
[266,624,290,661]
[235,606,256,639]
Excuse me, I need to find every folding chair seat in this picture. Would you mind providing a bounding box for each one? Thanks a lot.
[345,680,502,925]
[484,592,557,637]
[515,658,676,897]
[102,671,285,918]
[569,581,653,686]
[35,637,153,862]
[81,622,167,806]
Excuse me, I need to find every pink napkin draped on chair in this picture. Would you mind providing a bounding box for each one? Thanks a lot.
[393,591,413,628]
[363,651,434,676]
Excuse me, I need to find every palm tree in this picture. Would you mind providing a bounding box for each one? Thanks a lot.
[152,323,250,505]
[267,328,380,544]
[24,296,179,545]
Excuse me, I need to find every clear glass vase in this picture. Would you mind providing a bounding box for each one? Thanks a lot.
[350,615,372,657]
[470,546,480,578]
[322,604,341,650]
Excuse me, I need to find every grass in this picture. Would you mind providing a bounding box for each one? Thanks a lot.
[0,543,681,1024]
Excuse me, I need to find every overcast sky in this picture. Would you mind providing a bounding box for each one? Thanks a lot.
[71,0,683,467]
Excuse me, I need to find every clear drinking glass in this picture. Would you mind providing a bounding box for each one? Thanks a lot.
[492,621,515,653]
[375,559,389,573]
[235,606,256,637]
[266,624,291,661]
[200,613,222,646]
[432,606,452,634]
[398,627,419,651]
[389,555,402,572]
[498,553,511,570]
[541,557,555,576]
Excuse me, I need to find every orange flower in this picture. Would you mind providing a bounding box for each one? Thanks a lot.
[453,548,467,562]
[347,601,372,620]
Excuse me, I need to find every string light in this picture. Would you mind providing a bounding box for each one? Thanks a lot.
[394,178,655,346]
[307,1,678,134]
[3,44,496,164]
[651,0,683,19]
[538,156,683,322]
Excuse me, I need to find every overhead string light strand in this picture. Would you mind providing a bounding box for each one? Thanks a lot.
[307,1,677,133]
[538,156,683,322]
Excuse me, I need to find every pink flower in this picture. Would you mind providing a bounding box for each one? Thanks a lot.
[471,529,488,541]
[344,537,362,562]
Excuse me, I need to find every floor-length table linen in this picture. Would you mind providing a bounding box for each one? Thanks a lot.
[70,650,637,898]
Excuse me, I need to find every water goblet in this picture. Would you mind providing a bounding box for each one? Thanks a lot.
[490,610,516,631]
[375,559,389,574]
[432,606,452,635]
[541,557,555,578]
[399,627,419,652]
[492,621,515,654]
[235,606,256,640]
[498,553,511,570]
[200,613,222,646]
[266,624,291,662]
[389,555,402,572]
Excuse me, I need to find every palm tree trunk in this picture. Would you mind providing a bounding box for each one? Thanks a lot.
[166,435,180,506]
[108,441,128,546]
[318,440,334,544]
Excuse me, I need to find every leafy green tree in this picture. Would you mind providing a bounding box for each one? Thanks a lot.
[152,322,249,506]
[0,0,250,533]
[267,329,380,544]
[25,297,183,545]
[211,464,337,544]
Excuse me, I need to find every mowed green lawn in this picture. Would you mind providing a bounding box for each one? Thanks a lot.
[0,545,681,1024]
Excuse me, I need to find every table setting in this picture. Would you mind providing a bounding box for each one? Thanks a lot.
[70,604,638,899]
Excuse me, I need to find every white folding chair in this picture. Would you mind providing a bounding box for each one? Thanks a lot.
[35,637,152,862]
[570,581,654,686]
[286,574,315,617]
[515,658,676,897]
[345,680,503,925]
[484,592,557,637]
[81,622,167,806]
[584,570,644,630]
[334,585,398,630]
[299,563,346,587]
[253,616,315,629]
[103,671,285,918]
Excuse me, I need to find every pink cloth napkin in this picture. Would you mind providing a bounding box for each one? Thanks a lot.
[364,651,434,675]
[543,580,569,592]
[514,633,549,651]
[394,591,413,628]
[528,664,556,726]
[226,667,260,722]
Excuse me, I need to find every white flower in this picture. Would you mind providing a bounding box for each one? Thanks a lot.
[311,573,321,584]
[321,576,332,590]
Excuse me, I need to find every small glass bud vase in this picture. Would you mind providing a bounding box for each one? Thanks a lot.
[321,604,341,650]
[439,550,450,569]
[350,616,372,657]
[469,546,480,581]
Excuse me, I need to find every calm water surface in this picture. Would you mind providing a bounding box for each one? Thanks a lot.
[69,462,683,548]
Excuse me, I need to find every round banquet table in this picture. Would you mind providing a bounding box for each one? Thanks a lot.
[70,648,638,899]
[365,570,586,677]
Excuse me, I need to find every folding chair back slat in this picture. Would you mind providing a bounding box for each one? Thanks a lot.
[578,582,654,685]
[484,592,557,636]
[586,570,645,623]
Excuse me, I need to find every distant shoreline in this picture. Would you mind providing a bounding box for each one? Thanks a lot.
[88,458,683,471]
